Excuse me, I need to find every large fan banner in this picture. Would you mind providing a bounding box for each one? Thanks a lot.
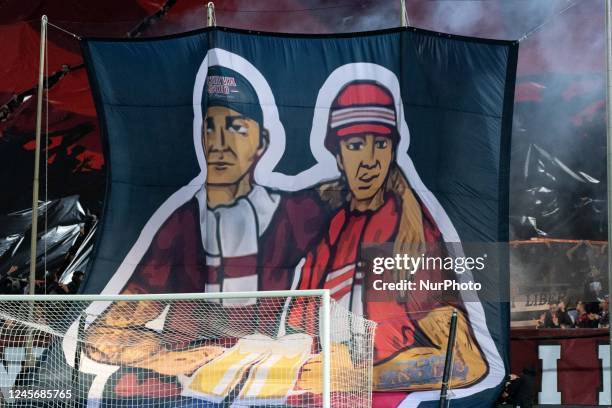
[59,27,518,407]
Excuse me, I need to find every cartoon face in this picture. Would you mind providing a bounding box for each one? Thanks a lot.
[203,105,263,186]
[336,133,393,202]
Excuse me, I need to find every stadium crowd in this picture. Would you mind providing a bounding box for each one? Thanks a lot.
[536,297,609,329]
[0,266,84,295]
[510,240,609,329]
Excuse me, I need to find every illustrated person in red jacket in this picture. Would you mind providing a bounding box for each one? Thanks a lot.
[289,80,488,394]
[84,65,327,395]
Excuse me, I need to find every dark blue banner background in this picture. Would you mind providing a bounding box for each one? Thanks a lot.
[81,27,517,407]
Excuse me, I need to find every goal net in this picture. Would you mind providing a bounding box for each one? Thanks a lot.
[0,290,376,407]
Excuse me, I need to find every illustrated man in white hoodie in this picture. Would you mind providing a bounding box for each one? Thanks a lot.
[83,65,327,398]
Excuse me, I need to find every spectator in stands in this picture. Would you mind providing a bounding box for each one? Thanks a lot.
[45,271,84,294]
[540,303,559,328]
[64,271,84,294]
[557,300,574,328]
[45,269,64,294]
[540,302,572,329]
[0,266,20,294]
[22,280,45,295]
[599,295,609,328]
[500,367,536,408]
[566,303,579,326]
[536,312,546,329]
[575,300,600,328]
[583,266,603,313]
[0,275,24,294]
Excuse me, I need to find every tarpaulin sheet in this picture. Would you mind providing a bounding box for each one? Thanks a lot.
[75,27,518,407]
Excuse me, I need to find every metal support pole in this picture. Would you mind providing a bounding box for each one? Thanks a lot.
[439,310,458,408]
[25,14,47,369]
[70,312,86,408]
[29,15,47,295]
[207,2,215,27]
[321,289,331,408]
[400,0,408,27]
[606,0,612,397]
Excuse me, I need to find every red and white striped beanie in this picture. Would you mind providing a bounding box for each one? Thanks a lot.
[324,80,398,153]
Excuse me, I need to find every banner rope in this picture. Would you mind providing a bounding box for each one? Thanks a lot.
[518,0,579,42]
[127,0,177,38]
[47,21,81,41]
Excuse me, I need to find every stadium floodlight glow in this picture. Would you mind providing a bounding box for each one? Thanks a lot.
[0,290,376,407]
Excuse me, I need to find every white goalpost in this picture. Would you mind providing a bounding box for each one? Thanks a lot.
[0,290,376,407]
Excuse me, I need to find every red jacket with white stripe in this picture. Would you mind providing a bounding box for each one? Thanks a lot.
[289,192,450,364]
